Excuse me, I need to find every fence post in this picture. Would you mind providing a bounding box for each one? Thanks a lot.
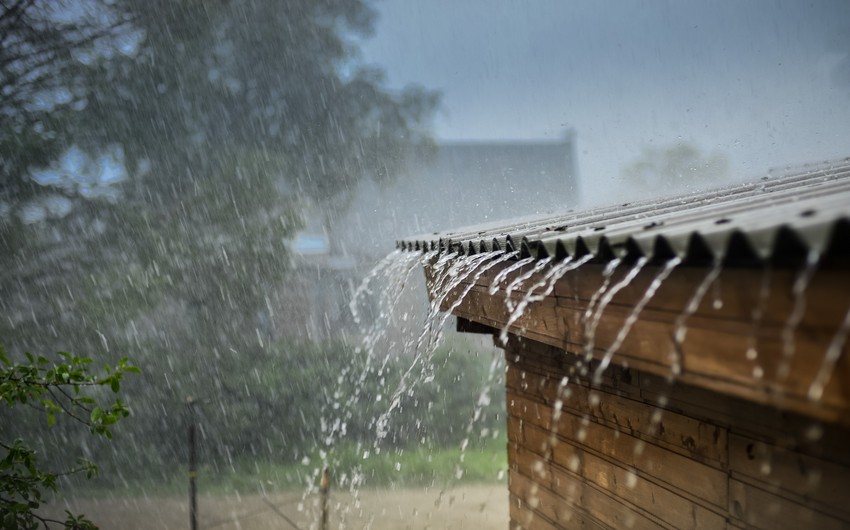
[320,467,331,530]
[188,397,198,530]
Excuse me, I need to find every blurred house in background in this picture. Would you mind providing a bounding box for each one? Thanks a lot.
[335,131,579,259]
[287,132,579,339]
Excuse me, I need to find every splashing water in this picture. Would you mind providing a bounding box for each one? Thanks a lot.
[307,249,436,519]
[584,257,648,368]
[455,348,506,483]
[499,255,594,345]
[593,257,681,384]
[777,250,820,381]
[580,259,622,363]
[350,249,428,389]
[418,251,496,352]
[323,250,426,452]
[352,251,427,393]
[670,258,723,378]
[349,249,403,325]
[440,251,519,332]
[504,257,553,313]
[380,250,511,445]
[489,256,536,295]
[808,302,850,401]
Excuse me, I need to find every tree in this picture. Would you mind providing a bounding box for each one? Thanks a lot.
[0,0,133,224]
[0,0,440,478]
[0,345,139,529]
[622,142,729,194]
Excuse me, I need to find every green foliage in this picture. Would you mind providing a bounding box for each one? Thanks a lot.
[43,336,505,494]
[0,345,138,529]
[0,0,445,504]
[67,435,508,497]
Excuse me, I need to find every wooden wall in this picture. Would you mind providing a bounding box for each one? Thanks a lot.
[504,335,850,530]
[434,261,850,427]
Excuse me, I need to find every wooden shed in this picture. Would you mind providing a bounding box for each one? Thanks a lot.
[398,161,850,529]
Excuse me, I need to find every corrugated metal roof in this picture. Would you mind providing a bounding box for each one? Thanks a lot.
[397,158,850,266]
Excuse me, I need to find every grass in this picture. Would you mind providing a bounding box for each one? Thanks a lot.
[67,434,508,499]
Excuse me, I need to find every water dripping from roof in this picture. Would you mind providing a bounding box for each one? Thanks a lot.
[349,249,402,325]
[504,257,553,314]
[777,249,820,381]
[583,257,648,375]
[593,256,682,385]
[670,257,723,379]
[417,251,491,352]
[488,256,536,295]
[376,249,507,447]
[745,265,772,381]
[808,302,850,401]
[439,251,518,333]
[499,255,594,345]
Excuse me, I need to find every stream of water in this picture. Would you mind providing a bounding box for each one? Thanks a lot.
[583,257,648,373]
[325,244,847,529]
[592,257,681,384]
[499,255,594,345]
[777,249,820,381]
[669,258,723,378]
[808,302,850,401]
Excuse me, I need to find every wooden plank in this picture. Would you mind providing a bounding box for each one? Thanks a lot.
[508,494,561,530]
[510,469,610,529]
[510,426,726,530]
[508,393,729,509]
[506,366,729,467]
[509,493,608,530]
[505,337,643,399]
[547,465,668,530]
[729,479,848,530]
[638,370,850,467]
[448,269,850,425]
[444,261,850,331]
[577,447,726,530]
[511,467,667,530]
[509,444,553,489]
[729,434,850,521]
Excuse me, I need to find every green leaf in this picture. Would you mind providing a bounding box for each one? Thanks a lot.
[110,379,120,393]
[90,407,102,422]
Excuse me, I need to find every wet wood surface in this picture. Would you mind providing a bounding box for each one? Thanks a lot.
[504,337,850,530]
[427,259,850,426]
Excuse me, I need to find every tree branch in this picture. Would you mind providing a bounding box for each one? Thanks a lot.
[45,386,91,428]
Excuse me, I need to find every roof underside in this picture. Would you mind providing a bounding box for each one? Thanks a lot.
[397,158,850,266]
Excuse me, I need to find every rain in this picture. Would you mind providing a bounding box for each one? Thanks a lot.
[2,1,850,529]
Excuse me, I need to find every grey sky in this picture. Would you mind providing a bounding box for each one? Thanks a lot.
[360,0,850,204]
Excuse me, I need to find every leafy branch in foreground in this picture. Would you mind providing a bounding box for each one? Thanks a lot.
[0,345,139,529]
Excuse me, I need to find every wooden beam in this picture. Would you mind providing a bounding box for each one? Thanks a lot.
[425,259,850,426]
[456,316,498,335]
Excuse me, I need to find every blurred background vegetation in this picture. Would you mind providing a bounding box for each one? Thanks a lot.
[1,0,506,503]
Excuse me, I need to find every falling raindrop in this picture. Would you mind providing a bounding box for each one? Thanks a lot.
[593,256,681,384]
[808,302,850,401]
[584,257,648,369]
[670,258,723,378]
[778,250,820,381]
